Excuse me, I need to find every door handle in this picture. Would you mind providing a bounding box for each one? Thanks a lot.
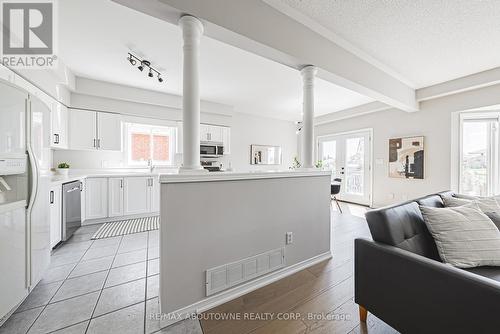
[50,190,54,204]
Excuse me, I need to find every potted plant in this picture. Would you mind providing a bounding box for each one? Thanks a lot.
[57,162,70,176]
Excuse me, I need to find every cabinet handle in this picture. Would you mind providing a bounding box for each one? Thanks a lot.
[97,139,101,149]
[93,139,96,148]
[120,179,123,188]
[56,134,60,144]
[50,190,54,204]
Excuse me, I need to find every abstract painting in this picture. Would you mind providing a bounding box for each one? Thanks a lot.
[388,136,424,179]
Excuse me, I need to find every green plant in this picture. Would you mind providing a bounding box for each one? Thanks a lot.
[315,160,323,168]
[57,162,70,169]
[292,156,301,169]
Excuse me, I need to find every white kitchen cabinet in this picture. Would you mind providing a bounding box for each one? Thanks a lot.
[108,178,124,217]
[151,177,160,213]
[69,109,122,151]
[49,185,62,248]
[51,102,68,149]
[123,177,151,216]
[200,124,224,143]
[98,113,122,151]
[69,109,97,150]
[222,127,231,154]
[85,178,108,220]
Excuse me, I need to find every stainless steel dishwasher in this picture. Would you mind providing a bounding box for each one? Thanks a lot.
[62,180,82,241]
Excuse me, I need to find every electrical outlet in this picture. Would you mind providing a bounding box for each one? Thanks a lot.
[286,232,293,245]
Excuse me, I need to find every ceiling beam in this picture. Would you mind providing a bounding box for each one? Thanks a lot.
[112,0,418,112]
[417,67,500,102]
[314,101,392,125]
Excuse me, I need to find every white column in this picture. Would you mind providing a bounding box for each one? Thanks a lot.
[300,65,317,169]
[179,15,205,172]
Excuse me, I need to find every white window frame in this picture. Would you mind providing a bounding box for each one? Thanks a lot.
[125,122,177,167]
[458,111,500,196]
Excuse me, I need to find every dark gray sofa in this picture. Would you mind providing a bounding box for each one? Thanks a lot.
[355,191,500,334]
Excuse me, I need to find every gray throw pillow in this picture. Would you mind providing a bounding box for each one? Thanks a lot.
[420,205,500,268]
[485,212,500,230]
[442,196,472,207]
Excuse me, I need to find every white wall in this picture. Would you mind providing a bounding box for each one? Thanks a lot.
[316,83,500,207]
[226,112,297,171]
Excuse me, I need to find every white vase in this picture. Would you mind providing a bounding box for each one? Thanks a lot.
[57,168,69,176]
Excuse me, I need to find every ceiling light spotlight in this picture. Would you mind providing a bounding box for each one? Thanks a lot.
[127,53,164,83]
[127,54,136,66]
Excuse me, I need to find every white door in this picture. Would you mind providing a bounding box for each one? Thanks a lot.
[123,177,150,216]
[318,130,372,205]
[98,112,122,151]
[85,178,108,220]
[69,109,97,150]
[108,178,124,217]
[49,186,62,248]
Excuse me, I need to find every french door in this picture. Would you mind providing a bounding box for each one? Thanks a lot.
[460,113,500,196]
[318,130,372,205]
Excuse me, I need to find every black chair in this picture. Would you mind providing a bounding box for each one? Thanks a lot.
[331,178,342,213]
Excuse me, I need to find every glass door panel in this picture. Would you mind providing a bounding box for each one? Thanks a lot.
[344,137,365,196]
[318,130,371,206]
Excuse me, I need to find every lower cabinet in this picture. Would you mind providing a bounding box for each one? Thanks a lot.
[82,176,159,223]
[85,178,108,220]
[49,185,62,249]
[108,178,124,217]
[123,177,152,216]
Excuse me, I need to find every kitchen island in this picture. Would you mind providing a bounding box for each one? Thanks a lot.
[158,170,332,322]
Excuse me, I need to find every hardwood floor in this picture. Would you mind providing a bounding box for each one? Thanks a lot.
[200,203,399,334]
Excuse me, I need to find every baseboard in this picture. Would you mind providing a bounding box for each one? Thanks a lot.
[82,212,159,226]
[159,251,332,326]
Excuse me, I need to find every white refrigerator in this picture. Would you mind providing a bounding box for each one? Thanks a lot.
[0,78,51,320]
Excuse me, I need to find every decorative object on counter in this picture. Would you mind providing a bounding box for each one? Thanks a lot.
[315,160,323,168]
[56,162,70,176]
[291,156,301,169]
[92,215,159,239]
[388,136,424,179]
[250,144,282,165]
[127,52,164,83]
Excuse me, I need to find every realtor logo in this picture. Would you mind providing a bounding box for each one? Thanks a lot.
[1,0,57,68]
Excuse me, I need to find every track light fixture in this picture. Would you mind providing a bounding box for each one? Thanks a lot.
[127,53,164,83]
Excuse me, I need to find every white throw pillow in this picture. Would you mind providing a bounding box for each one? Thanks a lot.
[420,205,500,268]
[442,195,500,212]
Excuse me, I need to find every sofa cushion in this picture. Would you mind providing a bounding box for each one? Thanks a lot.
[365,201,440,260]
[420,206,500,268]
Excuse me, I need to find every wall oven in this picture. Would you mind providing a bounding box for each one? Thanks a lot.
[200,143,224,157]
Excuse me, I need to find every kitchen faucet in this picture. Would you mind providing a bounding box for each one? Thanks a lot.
[147,159,154,173]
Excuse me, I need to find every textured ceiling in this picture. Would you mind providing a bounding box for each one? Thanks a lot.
[277,0,500,88]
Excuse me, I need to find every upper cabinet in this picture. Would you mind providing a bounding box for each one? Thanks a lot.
[69,109,122,151]
[200,124,223,143]
[98,113,122,151]
[50,102,68,149]
[69,109,97,150]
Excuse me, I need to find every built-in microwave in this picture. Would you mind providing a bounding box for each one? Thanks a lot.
[200,143,224,157]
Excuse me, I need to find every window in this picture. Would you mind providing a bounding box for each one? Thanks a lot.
[126,123,176,166]
[460,113,500,196]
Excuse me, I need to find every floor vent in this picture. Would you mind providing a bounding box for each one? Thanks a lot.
[205,247,285,296]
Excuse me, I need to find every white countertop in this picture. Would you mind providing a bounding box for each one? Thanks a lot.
[159,169,331,184]
[48,170,161,185]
